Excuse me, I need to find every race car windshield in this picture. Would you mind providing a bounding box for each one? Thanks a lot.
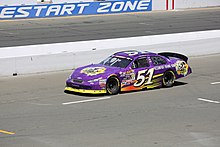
[100,56,132,68]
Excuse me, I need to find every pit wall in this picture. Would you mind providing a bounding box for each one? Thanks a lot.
[0,30,220,77]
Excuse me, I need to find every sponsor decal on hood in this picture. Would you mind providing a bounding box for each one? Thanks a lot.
[80,67,106,76]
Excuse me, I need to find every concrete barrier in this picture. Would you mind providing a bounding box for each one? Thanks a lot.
[175,0,220,9]
[0,30,220,77]
[153,0,220,10]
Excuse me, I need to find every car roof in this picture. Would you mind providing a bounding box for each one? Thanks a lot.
[113,50,158,59]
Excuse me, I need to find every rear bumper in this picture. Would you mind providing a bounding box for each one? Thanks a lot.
[65,87,106,94]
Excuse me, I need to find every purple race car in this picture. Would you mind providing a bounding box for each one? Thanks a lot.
[65,50,192,95]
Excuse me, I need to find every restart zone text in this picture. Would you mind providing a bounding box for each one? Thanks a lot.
[0,0,152,19]
[65,50,192,95]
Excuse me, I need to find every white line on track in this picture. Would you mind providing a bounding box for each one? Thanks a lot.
[198,98,220,104]
[211,81,220,85]
[62,97,111,105]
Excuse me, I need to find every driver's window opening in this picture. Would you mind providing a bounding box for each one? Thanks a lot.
[132,57,149,69]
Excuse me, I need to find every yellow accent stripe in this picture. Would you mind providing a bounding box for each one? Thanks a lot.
[0,130,15,135]
[146,83,161,89]
[153,73,163,79]
[65,87,106,94]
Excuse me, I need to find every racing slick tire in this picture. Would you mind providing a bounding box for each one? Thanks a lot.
[106,76,120,95]
[162,70,175,87]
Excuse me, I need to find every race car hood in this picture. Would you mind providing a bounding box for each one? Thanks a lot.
[70,64,120,81]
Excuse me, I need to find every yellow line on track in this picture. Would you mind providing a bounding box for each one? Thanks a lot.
[0,130,15,135]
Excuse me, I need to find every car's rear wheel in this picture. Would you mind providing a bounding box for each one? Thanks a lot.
[163,70,175,87]
[106,76,120,95]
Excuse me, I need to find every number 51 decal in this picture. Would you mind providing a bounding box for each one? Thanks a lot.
[134,68,154,87]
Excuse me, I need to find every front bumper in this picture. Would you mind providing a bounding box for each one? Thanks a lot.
[65,78,107,94]
[65,87,106,94]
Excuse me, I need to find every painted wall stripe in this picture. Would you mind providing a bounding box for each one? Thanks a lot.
[172,0,175,10]
[166,0,175,10]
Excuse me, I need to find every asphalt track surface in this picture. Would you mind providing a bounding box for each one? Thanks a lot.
[0,54,220,147]
[0,7,220,147]
[0,7,220,47]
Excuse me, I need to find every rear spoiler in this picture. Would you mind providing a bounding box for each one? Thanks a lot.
[158,52,188,63]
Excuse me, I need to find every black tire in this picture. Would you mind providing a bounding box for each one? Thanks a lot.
[106,76,120,95]
[163,70,175,87]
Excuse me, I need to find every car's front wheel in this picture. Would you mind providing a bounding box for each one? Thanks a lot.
[163,70,175,87]
[106,76,120,95]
